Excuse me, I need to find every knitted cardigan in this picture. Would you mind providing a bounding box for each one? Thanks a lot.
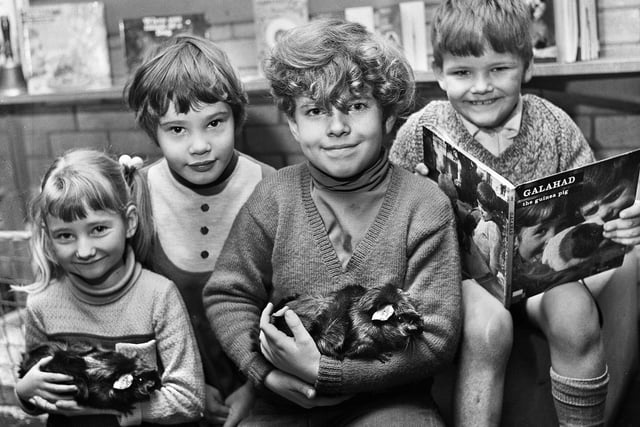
[389,94,595,183]
[203,162,461,397]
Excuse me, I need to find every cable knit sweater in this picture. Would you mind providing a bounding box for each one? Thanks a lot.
[23,248,204,426]
[203,163,461,397]
[389,94,595,183]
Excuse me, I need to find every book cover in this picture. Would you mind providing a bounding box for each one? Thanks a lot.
[252,0,308,75]
[399,1,428,71]
[553,0,579,63]
[344,6,375,32]
[0,0,22,67]
[423,126,640,307]
[120,13,209,75]
[578,0,599,61]
[345,3,428,72]
[20,1,111,94]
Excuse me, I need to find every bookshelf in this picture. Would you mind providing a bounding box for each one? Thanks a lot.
[1,57,639,107]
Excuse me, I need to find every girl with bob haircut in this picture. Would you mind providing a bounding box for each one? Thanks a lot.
[125,34,273,426]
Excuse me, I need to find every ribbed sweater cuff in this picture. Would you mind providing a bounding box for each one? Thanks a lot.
[315,355,342,394]
[247,356,273,390]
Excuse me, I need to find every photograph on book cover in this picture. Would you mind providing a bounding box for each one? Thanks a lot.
[120,13,208,75]
[423,128,512,305]
[423,127,640,307]
[513,152,640,299]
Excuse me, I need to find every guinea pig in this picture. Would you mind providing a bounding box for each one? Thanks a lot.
[541,222,605,271]
[271,283,426,362]
[19,342,161,414]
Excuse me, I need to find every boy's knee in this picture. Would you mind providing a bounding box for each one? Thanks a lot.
[541,286,601,351]
[462,295,513,360]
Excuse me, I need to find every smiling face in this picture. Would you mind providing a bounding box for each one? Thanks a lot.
[434,45,532,129]
[156,101,235,186]
[517,220,559,261]
[287,92,395,178]
[579,180,635,224]
[46,207,137,286]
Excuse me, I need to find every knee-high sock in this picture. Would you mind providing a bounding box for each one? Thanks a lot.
[550,366,609,427]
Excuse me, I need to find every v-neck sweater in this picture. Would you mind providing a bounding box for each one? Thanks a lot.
[389,94,595,184]
[203,162,461,396]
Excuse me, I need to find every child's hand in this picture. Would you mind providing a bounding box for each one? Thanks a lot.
[203,384,230,425]
[15,356,76,406]
[603,200,640,246]
[49,398,120,416]
[222,381,255,427]
[264,369,351,409]
[414,163,430,177]
[259,303,320,384]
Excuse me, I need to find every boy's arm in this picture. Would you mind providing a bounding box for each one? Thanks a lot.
[315,199,462,395]
[553,102,596,170]
[203,204,274,388]
[389,109,426,172]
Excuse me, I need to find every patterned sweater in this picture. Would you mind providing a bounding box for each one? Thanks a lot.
[389,94,595,183]
[203,163,461,397]
[23,248,204,426]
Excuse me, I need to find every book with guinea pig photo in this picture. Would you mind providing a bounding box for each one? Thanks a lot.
[422,126,640,307]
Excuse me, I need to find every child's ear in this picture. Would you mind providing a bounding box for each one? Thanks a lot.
[125,205,138,239]
[433,64,447,92]
[384,115,397,134]
[286,116,301,142]
[523,59,534,83]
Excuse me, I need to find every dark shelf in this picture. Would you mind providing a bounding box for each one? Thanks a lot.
[1,58,639,106]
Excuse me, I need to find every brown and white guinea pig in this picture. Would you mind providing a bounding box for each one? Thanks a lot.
[271,283,426,362]
[19,342,161,414]
[541,222,605,271]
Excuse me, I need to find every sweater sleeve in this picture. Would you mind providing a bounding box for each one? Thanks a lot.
[315,183,462,395]
[139,282,205,423]
[550,101,596,170]
[389,107,427,172]
[203,202,274,388]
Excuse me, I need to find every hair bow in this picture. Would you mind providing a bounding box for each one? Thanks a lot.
[118,154,144,170]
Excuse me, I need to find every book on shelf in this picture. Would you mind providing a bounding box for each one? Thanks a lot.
[120,13,209,75]
[20,1,111,94]
[422,126,640,307]
[0,0,23,67]
[252,0,309,75]
[344,1,429,71]
[578,0,599,61]
[547,0,600,63]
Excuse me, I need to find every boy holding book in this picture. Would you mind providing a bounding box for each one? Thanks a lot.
[204,19,461,426]
[389,1,640,425]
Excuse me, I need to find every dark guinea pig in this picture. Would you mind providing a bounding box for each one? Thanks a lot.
[271,283,426,362]
[19,342,161,414]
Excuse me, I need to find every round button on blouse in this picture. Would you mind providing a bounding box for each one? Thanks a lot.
[200,226,209,235]
[200,250,209,259]
[201,204,209,212]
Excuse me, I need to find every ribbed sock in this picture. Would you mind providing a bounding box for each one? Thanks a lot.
[550,366,609,427]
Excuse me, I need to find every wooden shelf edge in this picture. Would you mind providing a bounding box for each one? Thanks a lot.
[0,58,638,106]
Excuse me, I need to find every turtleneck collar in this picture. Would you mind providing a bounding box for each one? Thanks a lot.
[67,246,141,305]
[307,147,390,192]
[168,151,239,196]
